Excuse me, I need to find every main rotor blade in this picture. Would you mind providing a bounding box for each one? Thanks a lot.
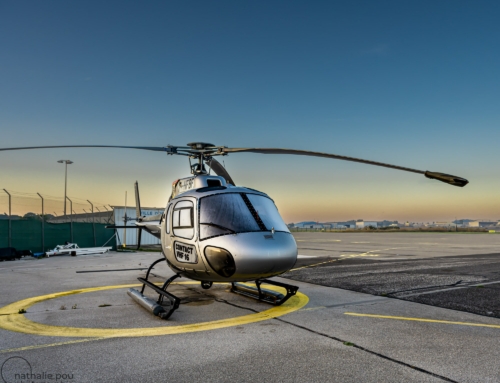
[0,145,169,152]
[206,158,235,185]
[221,147,468,187]
[423,172,469,187]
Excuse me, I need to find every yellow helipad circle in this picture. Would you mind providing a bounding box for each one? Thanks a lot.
[0,282,308,338]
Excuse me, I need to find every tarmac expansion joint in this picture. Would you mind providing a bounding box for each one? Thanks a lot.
[271,316,459,383]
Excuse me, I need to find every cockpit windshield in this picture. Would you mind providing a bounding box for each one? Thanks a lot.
[199,193,289,240]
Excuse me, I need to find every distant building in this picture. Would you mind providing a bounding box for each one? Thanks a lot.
[294,221,317,229]
[454,219,474,227]
[311,224,325,229]
[355,221,378,229]
[434,222,455,227]
[335,224,348,229]
[468,221,498,228]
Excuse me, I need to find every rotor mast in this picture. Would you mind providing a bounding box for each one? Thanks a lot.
[187,142,219,175]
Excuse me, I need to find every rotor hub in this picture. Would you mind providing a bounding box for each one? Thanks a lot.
[187,142,215,150]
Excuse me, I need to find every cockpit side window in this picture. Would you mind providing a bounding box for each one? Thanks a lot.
[173,200,194,239]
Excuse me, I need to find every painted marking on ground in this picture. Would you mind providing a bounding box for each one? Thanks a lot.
[290,258,339,271]
[0,338,106,354]
[344,312,500,329]
[290,247,405,271]
[0,282,308,338]
[397,280,500,298]
[300,306,326,312]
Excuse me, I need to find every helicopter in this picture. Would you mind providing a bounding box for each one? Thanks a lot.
[0,143,468,319]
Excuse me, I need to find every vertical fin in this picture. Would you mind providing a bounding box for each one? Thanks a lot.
[134,181,142,250]
[134,181,141,218]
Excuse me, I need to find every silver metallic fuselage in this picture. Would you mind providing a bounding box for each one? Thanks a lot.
[142,175,298,282]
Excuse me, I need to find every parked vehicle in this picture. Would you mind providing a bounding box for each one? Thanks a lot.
[0,248,32,261]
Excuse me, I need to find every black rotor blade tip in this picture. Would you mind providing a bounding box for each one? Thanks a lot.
[424,171,469,187]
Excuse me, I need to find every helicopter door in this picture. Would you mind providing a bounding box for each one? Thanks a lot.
[170,199,203,271]
[161,203,173,256]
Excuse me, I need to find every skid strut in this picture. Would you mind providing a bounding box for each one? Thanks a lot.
[231,279,298,306]
[127,257,181,320]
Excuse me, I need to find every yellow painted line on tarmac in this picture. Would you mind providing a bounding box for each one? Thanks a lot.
[0,282,308,338]
[290,247,389,271]
[301,306,326,312]
[290,258,338,271]
[0,338,106,354]
[291,247,408,272]
[344,312,500,329]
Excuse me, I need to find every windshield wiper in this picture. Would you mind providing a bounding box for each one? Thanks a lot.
[200,222,236,234]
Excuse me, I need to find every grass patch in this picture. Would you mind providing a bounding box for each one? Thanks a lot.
[343,341,355,346]
[476,285,485,288]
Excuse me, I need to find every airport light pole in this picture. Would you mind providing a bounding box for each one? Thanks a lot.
[57,160,73,217]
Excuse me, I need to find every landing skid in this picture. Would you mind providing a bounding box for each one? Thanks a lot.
[231,279,298,306]
[127,257,181,320]
[128,259,299,319]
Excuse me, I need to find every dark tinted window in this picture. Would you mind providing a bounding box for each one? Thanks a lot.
[199,194,260,240]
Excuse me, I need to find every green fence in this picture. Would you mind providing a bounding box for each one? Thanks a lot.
[0,220,116,253]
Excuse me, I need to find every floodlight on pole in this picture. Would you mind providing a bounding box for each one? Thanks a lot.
[57,160,73,217]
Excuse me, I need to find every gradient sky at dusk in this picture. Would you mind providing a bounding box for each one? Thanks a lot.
[1,1,499,223]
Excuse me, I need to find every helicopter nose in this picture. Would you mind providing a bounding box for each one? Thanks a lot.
[201,232,297,281]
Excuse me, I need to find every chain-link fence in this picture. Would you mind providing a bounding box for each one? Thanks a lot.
[0,190,116,253]
[0,190,112,222]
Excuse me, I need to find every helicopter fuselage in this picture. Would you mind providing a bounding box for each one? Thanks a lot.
[141,175,297,282]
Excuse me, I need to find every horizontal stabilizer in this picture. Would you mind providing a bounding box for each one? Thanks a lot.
[106,225,137,229]
[141,213,163,222]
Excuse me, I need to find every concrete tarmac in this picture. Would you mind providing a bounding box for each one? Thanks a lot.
[0,233,499,382]
[287,232,500,318]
